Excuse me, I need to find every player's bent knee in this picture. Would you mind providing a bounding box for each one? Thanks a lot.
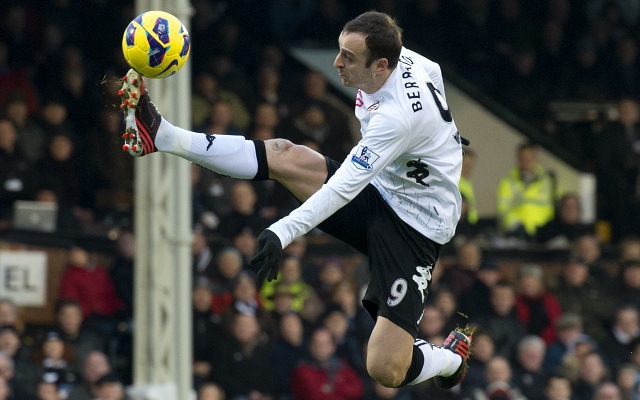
[266,140,325,177]
[367,358,408,388]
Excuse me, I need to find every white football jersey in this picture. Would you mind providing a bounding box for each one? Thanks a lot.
[269,47,463,247]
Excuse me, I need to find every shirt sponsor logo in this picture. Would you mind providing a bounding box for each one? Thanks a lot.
[351,145,379,171]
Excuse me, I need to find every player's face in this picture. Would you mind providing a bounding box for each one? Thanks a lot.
[334,31,377,92]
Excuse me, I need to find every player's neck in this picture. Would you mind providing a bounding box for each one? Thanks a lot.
[362,68,394,94]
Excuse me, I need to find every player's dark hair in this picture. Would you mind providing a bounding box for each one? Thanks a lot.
[343,11,402,69]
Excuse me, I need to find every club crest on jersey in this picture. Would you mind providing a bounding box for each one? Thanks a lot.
[365,101,380,114]
[351,145,379,171]
[355,90,364,107]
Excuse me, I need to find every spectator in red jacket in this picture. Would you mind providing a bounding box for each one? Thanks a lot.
[291,327,363,400]
[515,263,562,345]
[58,246,124,335]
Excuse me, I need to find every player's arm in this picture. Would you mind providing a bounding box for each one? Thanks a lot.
[251,112,410,280]
[270,113,410,245]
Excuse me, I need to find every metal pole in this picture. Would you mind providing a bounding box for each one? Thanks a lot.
[133,0,193,398]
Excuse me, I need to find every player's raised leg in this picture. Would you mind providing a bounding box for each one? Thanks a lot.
[366,317,473,389]
[118,69,327,202]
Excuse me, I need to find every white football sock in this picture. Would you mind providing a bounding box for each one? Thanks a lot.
[155,118,259,179]
[408,339,462,385]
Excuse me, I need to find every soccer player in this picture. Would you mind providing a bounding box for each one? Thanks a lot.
[119,11,472,390]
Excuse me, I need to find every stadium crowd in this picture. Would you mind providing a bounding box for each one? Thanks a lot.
[0,0,640,399]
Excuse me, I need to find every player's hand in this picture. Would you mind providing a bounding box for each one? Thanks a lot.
[250,229,282,281]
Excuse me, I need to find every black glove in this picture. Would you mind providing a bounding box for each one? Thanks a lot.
[250,229,283,281]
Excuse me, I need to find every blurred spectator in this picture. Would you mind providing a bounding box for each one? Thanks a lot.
[220,272,274,338]
[330,280,374,346]
[197,100,245,136]
[439,240,483,297]
[5,92,45,163]
[514,263,563,345]
[231,228,258,269]
[266,282,298,326]
[210,247,245,316]
[53,300,103,369]
[512,335,548,400]
[109,231,135,320]
[417,305,446,344]
[545,313,590,372]
[312,258,347,308]
[0,118,36,226]
[432,287,466,334]
[37,97,72,139]
[597,97,640,241]
[0,299,17,328]
[0,326,31,391]
[191,72,250,131]
[619,236,640,262]
[545,374,573,400]
[554,256,613,340]
[496,143,555,240]
[592,382,623,400]
[477,356,527,400]
[572,351,610,400]
[536,193,595,247]
[461,329,496,397]
[290,327,363,400]
[321,307,366,375]
[37,380,61,400]
[192,165,236,231]
[191,277,222,385]
[197,382,226,400]
[574,234,613,289]
[213,313,277,399]
[260,256,312,312]
[289,101,351,162]
[248,102,284,142]
[599,306,640,372]
[295,69,360,144]
[93,372,129,400]
[615,260,640,310]
[191,229,216,280]
[459,258,501,318]
[216,181,270,240]
[0,351,31,400]
[67,350,111,400]
[616,364,638,400]
[271,312,305,398]
[34,331,78,399]
[249,65,291,121]
[35,131,92,218]
[58,246,124,335]
[90,108,133,199]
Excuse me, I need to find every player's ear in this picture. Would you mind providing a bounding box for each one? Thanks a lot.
[375,58,388,72]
